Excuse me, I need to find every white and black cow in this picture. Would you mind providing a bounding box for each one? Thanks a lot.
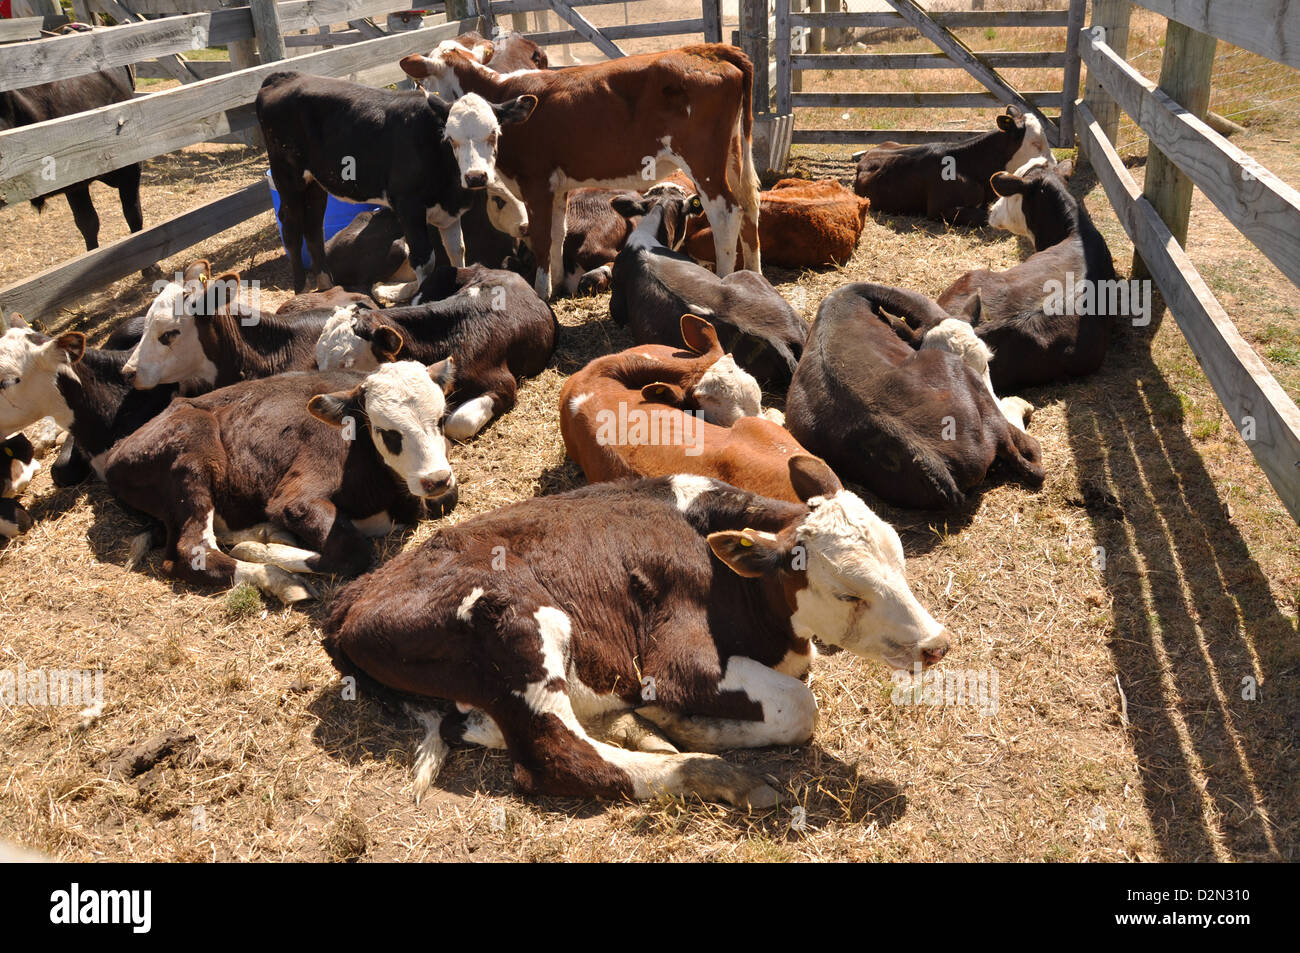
[0,433,39,539]
[323,456,952,807]
[256,70,536,292]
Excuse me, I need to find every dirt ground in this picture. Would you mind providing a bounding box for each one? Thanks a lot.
[0,6,1297,862]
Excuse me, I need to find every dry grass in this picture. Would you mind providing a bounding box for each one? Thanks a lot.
[0,3,1298,862]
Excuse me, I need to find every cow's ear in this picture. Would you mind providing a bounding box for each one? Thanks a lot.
[427,356,455,394]
[990,172,1026,197]
[960,291,982,324]
[679,314,720,355]
[996,113,1018,133]
[372,325,404,363]
[400,54,437,79]
[53,332,86,365]
[611,195,651,219]
[183,260,211,284]
[789,454,842,501]
[494,94,537,126]
[3,310,30,330]
[686,194,704,216]
[208,271,242,318]
[307,386,362,427]
[640,381,686,406]
[708,529,786,578]
[1005,103,1024,119]
[1055,158,1074,180]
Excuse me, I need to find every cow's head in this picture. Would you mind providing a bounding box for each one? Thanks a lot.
[485,183,529,238]
[400,42,478,99]
[988,157,1076,244]
[488,31,548,72]
[640,315,761,425]
[998,104,1054,172]
[307,360,457,504]
[611,190,705,252]
[422,91,536,191]
[707,455,952,671]
[121,260,222,389]
[315,307,405,373]
[0,321,85,434]
[2,432,39,498]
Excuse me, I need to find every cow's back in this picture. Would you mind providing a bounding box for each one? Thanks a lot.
[0,67,133,130]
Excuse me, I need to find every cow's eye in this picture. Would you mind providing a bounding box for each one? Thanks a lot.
[837,592,866,605]
[492,196,505,210]
[0,377,19,390]
[160,329,180,346]
[377,428,403,455]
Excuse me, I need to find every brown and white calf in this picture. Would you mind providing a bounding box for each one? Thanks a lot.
[399,43,761,298]
[323,455,951,807]
[256,70,536,292]
[105,362,459,603]
[561,316,816,502]
[684,179,870,270]
[786,283,1044,510]
[314,265,557,440]
[935,158,1118,389]
[853,106,1053,226]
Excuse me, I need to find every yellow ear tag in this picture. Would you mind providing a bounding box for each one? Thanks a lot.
[740,537,753,547]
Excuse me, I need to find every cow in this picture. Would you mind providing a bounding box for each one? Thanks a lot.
[934,158,1118,389]
[314,264,558,440]
[276,287,378,317]
[684,179,871,270]
[609,194,807,392]
[561,316,816,502]
[853,105,1053,226]
[786,283,1045,510]
[322,455,952,807]
[447,29,549,72]
[398,43,761,299]
[104,361,459,604]
[1,67,147,261]
[256,70,537,292]
[0,433,39,539]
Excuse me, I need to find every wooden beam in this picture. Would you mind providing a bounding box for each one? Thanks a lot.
[702,0,722,44]
[789,9,1071,29]
[1080,0,1132,162]
[525,18,706,45]
[1057,0,1086,147]
[774,0,790,114]
[0,14,67,44]
[739,0,770,116]
[1077,100,1300,523]
[547,0,625,57]
[789,51,1068,70]
[0,180,272,319]
[1130,0,1300,72]
[249,0,287,62]
[792,90,1064,109]
[793,127,1025,145]
[91,0,204,86]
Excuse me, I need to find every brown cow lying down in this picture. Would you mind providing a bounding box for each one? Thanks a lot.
[684,179,870,269]
[561,316,815,502]
[322,456,952,807]
[105,362,459,603]
[786,283,1044,509]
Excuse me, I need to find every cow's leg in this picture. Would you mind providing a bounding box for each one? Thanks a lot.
[546,188,568,300]
[64,184,100,251]
[444,370,516,441]
[271,168,311,293]
[999,395,1034,432]
[575,263,614,296]
[436,217,466,268]
[261,492,372,578]
[394,199,437,291]
[301,181,332,291]
[735,119,763,272]
[116,163,145,233]
[637,656,817,752]
[698,186,743,277]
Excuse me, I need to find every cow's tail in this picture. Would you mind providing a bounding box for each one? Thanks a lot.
[721,45,755,142]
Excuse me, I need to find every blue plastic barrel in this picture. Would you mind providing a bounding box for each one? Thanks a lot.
[266,170,385,269]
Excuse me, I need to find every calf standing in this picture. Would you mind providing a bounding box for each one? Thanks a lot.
[787,283,1044,509]
[256,70,536,292]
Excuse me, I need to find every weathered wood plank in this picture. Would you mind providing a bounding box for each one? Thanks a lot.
[524,18,706,46]
[789,51,1067,70]
[1077,99,1300,522]
[789,9,1071,29]
[547,0,624,58]
[1056,0,1086,146]
[0,19,472,205]
[249,0,288,62]
[792,90,1063,108]
[136,58,233,80]
[739,0,770,116]
[1130,0,1300,72]
[774,0,791,114]
[0,179,272,320]
[791,128,1003,145]
[1080,0,1133,165]
[702,0,722,44]
[0,14,67,44]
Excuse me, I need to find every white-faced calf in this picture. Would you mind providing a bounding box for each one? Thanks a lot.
[0,433,39,539]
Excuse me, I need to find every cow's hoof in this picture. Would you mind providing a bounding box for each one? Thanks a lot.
[676,754,780,811]
[229,541,321,574]
[234,563,316,604]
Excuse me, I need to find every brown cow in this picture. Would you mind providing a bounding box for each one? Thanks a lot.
[398,43,761,299]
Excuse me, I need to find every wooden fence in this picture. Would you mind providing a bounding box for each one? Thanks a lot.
[1078,0,1300,522]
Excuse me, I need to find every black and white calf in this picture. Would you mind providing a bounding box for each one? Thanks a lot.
[0,433,39,539]
[256,70,536,292]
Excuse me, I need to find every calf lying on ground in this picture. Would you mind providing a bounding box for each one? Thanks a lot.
[934,158,1118,389]
[610,195,807,392]
[0,433,39,539]
[684,179,870,270]
[323,454,951,807]
[854,105,1053,225]
[315,265,557,440]
[105,362,459,603]
[786,283,1044,509]
[276,287,378,317]
[561,316,814,501]
[256,69,536,292]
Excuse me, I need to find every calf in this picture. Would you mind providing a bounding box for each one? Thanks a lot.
[853,106,1052,225]
[0,433,39,540]
[448,29,549,72]
[1,67,146,257]
[933,158,1117,389]
[685,179,870,270]
[610,195,807,391]
[276,287,377,317]
[256,70,536,292]
[562,316,817,501]
[786,283,1044,510]
[104,361,458,604]
[399,43,761,298]
[323,455,952,807]
[315,265,557,440]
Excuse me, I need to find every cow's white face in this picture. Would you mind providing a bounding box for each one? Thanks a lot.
[988,157,1048,239]
[316,309,375,372]
[122,279,216,389]
[791,491,950,670]
[0,329,81,433]
[692,354,761,426]
[485,183,528,237]
[1006,113,1053,173]
[6,451,39,497]
[445,93,503,191]
[360,361,456,501]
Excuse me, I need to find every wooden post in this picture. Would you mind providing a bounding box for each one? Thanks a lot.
[1057,0,1086,148]
[510,12,528,34]
[1133,19,1217,282]
[1080,0,1132,162]
[807,0,822,54]
[249,0,287,64]
[739,0,770,117]
[702,0,722,44]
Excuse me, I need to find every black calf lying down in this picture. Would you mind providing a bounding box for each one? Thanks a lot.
[315,265,558,440]
[786,283,1044,510]
[105,362,459,603]
[610,194,807,391]
[935,158,1118,389]
[0,434,39,539]
[323,456,952,807]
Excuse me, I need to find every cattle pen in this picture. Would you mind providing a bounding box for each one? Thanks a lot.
[0,0,1297,863]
